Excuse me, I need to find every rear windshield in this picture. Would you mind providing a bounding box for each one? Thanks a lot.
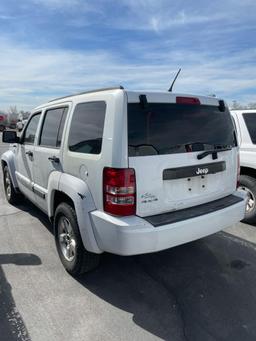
[243,113,256,144]
[128,103,236,156]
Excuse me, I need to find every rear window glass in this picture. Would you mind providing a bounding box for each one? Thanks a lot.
[243,113,256,144]
[68,101,106,154]
[128,103,236,156]
[40,107,68,147]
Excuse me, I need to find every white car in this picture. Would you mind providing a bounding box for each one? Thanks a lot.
[16,119,28,132]
[231,109,256,223]
[1,87,246,275]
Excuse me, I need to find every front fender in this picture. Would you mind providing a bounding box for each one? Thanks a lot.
[1,150,18,189]
[50,173,102,254]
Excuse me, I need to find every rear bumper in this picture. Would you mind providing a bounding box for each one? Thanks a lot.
[90,191,247,256]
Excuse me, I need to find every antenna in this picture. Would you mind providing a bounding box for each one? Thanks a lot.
[168,68,181,92]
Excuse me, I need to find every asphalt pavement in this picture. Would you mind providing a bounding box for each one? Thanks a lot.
[0,138,256,341]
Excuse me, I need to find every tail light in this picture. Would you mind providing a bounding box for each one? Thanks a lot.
[237,153,240,188]
[103,168,136,216]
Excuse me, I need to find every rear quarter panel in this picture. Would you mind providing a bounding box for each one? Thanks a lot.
[62,90,128,211]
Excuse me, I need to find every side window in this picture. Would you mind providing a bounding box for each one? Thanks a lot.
[56,107,68,147]
[68,101,106,154]
[23,113,41,144]
[243,113,256,144]
[40,107,68,147]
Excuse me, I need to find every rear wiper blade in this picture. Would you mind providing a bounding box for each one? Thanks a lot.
[197,147,232,160]
[161,142,214,153]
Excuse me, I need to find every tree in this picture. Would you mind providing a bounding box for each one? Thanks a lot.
[247,103,256,109]
[230,100,247,110]
[7,105,19,124]
[7,105,18,115]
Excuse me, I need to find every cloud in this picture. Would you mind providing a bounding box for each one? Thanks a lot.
[27,0,98,13]
[22,0,236,32]
[11,0,256,36]
[30,0,81,9]
[0,0,255,110]
[0,14,14,20]
[0,37,255,110]
[107,0,238,32]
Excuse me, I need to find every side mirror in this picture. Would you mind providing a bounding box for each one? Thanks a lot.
[2,130,20,144]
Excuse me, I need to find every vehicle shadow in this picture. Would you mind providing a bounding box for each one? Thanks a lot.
[13,199,53,235]
[0,253,41,341]
[76,236,256,341]
[9,200,256,341]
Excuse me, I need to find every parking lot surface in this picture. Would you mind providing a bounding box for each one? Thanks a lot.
[1,138,256,341]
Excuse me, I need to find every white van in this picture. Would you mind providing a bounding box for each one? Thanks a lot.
[2,87,246,275]
[231,109,256,223]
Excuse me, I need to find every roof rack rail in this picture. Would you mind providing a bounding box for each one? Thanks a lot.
[48,86,124,103]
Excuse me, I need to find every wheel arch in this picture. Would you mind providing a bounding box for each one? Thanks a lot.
[52,191,74,214]
[1,150,18,189]
[49,173,101,254]
[240,166,256,179]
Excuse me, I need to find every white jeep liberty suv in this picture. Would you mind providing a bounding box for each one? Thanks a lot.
[1,87,246,275]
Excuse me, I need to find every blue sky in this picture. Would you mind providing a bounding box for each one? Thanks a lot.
[0,0,255,110]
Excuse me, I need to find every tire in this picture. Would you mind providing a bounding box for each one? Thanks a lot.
[3,166,21,205]
[0,125,5,132]
[239,174,256,224]
[54,202,100,276]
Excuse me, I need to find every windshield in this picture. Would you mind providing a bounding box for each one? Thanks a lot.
[128,103,236,156]
[243,113,256,144]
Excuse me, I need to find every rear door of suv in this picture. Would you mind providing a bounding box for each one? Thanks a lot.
[33,105,69,212]
[127,93,238,217]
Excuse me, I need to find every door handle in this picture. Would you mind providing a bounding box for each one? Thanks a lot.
[25,150,33,157]
[48,156,60,163]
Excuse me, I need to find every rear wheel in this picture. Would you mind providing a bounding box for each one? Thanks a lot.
[239,174,256,224]
[3,166,21,205]
[54,202,100,276]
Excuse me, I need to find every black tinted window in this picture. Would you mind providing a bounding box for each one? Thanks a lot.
[128,103,236,156]
[68,101,106,154]
[243,113,256,144]
[57,107,68,147]
[23,113,41,144]
[40,107,68,147]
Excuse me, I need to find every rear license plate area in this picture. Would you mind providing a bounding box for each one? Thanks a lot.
[163,161,226,180]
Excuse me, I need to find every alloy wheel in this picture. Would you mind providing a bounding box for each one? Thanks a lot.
[4,171,12,200]
[239,186,255,213]
[58,216,77,262]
